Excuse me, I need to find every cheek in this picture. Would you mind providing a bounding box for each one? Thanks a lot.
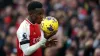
[31,16,36,20]
[37,16,41,19]
[38,16,43,20]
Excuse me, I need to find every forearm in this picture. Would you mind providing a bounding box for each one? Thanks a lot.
[21,37,47,55]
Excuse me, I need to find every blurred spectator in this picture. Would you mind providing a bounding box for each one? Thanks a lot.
[93,33,100,48]
[10,52,17,56]
[94,48,100,56]
[0,0,100,56]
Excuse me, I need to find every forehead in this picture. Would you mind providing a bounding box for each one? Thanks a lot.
[29,8,44,14]
[35,8,44,12]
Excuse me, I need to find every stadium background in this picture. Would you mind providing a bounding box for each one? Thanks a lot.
[0,0,99,56]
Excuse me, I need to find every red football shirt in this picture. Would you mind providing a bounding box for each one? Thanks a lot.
[17,19,42,56]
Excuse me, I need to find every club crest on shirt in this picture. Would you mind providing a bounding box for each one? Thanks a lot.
[33,32,36,35]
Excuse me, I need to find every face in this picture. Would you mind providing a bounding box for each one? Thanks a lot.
[94,22,100,32]
[94,48,100,56]
[30,8,44,24]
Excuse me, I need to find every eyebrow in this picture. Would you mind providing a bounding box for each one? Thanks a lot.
[35,8,42,11]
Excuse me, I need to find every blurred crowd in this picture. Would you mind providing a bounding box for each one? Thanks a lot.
[0,0,100,56]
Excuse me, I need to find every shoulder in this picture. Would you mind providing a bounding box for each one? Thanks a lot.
[16,20,30,41]
[17,20,30,34]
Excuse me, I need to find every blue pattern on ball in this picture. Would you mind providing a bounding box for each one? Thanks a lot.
[47,25,54,31]
[47,17,51,20]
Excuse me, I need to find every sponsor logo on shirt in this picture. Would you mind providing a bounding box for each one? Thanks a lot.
[33,36,40,44]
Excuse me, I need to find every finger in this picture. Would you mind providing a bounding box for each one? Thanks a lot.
[53,42,57,46]
[53,41,58,46]
[47,43,52,47]
[53,40,58,42]
[49,37,57,41]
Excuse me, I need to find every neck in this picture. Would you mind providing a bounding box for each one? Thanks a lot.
[28,16,35,24]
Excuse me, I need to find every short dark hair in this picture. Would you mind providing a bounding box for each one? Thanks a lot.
[27,1,43,12]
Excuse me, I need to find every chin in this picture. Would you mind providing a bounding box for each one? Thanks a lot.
[37,22,41,24]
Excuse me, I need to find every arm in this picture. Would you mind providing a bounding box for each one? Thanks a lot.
[17,29,47,55]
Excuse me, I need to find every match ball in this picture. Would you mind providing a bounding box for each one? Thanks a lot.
[41,16,59,35]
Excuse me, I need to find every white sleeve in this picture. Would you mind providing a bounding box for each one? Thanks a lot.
[17,28,47,55]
